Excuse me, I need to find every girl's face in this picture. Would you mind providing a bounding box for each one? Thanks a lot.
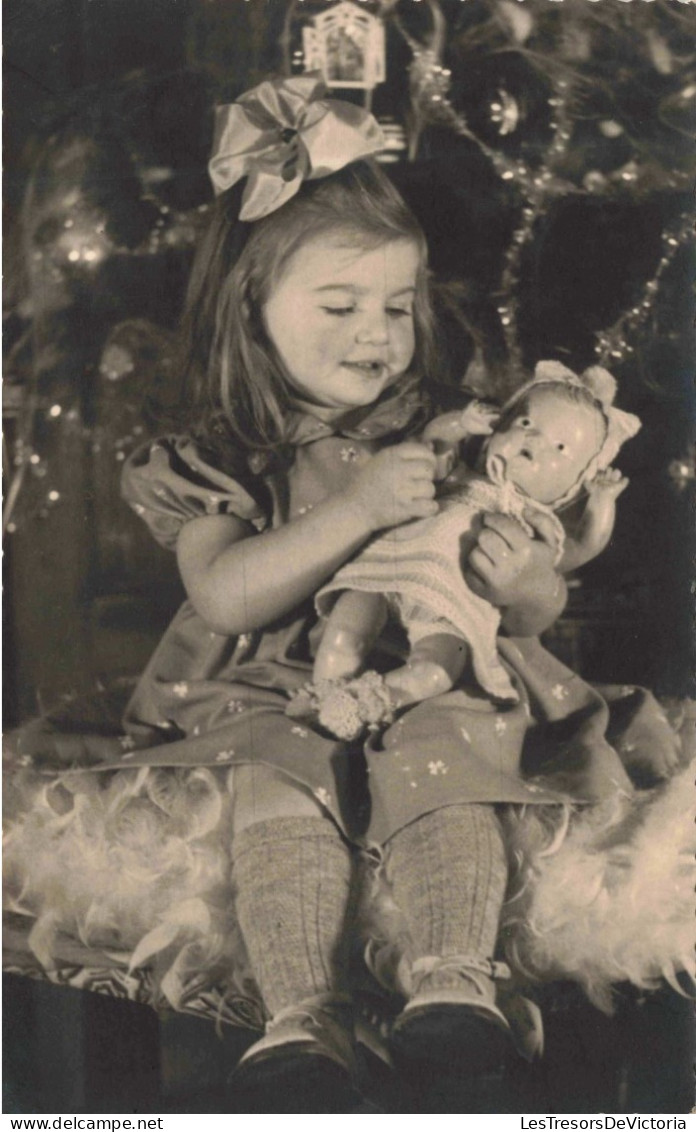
[262,234,420,415]
[486,387,605,504]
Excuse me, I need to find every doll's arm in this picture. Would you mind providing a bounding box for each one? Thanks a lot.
[559,469,628,573]
[422,402,500,480]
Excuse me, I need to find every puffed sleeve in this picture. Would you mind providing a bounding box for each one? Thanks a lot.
[121,436,271,550]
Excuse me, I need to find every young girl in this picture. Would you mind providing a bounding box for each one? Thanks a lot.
[121,76,576,1105]
[299,364,640,739]
[6,76,685,1113]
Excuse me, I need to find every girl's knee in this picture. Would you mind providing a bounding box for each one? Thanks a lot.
[231,763,327,831]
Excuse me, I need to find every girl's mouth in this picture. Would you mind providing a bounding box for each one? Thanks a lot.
[342,361,386,378]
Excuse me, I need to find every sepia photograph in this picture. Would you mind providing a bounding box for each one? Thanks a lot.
[3,0,695,1117]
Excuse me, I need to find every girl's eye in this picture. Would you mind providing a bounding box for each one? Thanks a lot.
[387,307,412,319]
[322,307,355,317]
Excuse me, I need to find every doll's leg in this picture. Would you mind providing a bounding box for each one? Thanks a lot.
[314,590,388,682]
[385,805,510,1077]
[385,630,469,708]
[229,765,359,1110]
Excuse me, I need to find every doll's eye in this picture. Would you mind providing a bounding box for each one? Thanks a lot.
[556,442,566,452]
[519,417,532,428]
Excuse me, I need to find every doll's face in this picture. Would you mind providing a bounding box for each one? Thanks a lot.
[262,234,419,416]
[486,387,605,504]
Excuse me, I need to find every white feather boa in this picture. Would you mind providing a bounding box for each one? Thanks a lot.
[4,760,694,1028]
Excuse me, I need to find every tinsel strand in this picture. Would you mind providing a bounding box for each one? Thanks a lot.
[594,213,695,367]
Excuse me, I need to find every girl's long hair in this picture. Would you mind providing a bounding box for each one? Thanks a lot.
[178,161,438,454]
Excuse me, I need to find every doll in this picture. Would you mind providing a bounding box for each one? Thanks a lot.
[294,362,641,739]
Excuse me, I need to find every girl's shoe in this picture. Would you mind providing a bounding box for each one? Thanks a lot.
[390,956,512,1074]
[231,995,361,1113]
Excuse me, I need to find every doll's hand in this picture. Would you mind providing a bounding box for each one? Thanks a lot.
[464,511,565,635]
[342,441,438,532]
[586,467,629,502]
[423,402,500,446]
[457,400,501,437]
[423,403,500,480]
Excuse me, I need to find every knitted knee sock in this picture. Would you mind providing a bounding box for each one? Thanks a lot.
[231,816,356,1018]
[386,804,507,994]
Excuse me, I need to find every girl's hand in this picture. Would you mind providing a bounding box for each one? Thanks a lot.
[464,511,566,636]
[342,441,438,531]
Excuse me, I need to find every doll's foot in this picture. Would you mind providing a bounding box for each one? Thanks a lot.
[231,996,361,1113]
[286,672,395,741]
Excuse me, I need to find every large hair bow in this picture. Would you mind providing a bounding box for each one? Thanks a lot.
[208,75,385,222]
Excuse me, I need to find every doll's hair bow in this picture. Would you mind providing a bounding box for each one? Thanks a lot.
[529,360,641,473]
[499,360,641,505]
[208,75,385,222]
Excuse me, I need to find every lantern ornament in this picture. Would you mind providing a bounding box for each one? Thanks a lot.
[302,2,386,91]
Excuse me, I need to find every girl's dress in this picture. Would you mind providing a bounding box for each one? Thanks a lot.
[4,375,690,1020]
[316,472,565,703]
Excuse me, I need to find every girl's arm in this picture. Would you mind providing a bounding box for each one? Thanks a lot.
[464,511,567,637]
[177,441,438,635]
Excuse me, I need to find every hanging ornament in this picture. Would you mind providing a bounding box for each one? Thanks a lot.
[489,89,520,137]
[583,170,610,193]
[611,159,640,187]
[99,344,136,383]
[599,120,624,139]
[301,1,386,92]
[667,455,695,493]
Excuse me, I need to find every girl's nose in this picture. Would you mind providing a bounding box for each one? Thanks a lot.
[355,311,390,346]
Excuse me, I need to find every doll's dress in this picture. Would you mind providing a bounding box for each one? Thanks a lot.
[3,379,692,1024]
[316,471,566,703]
